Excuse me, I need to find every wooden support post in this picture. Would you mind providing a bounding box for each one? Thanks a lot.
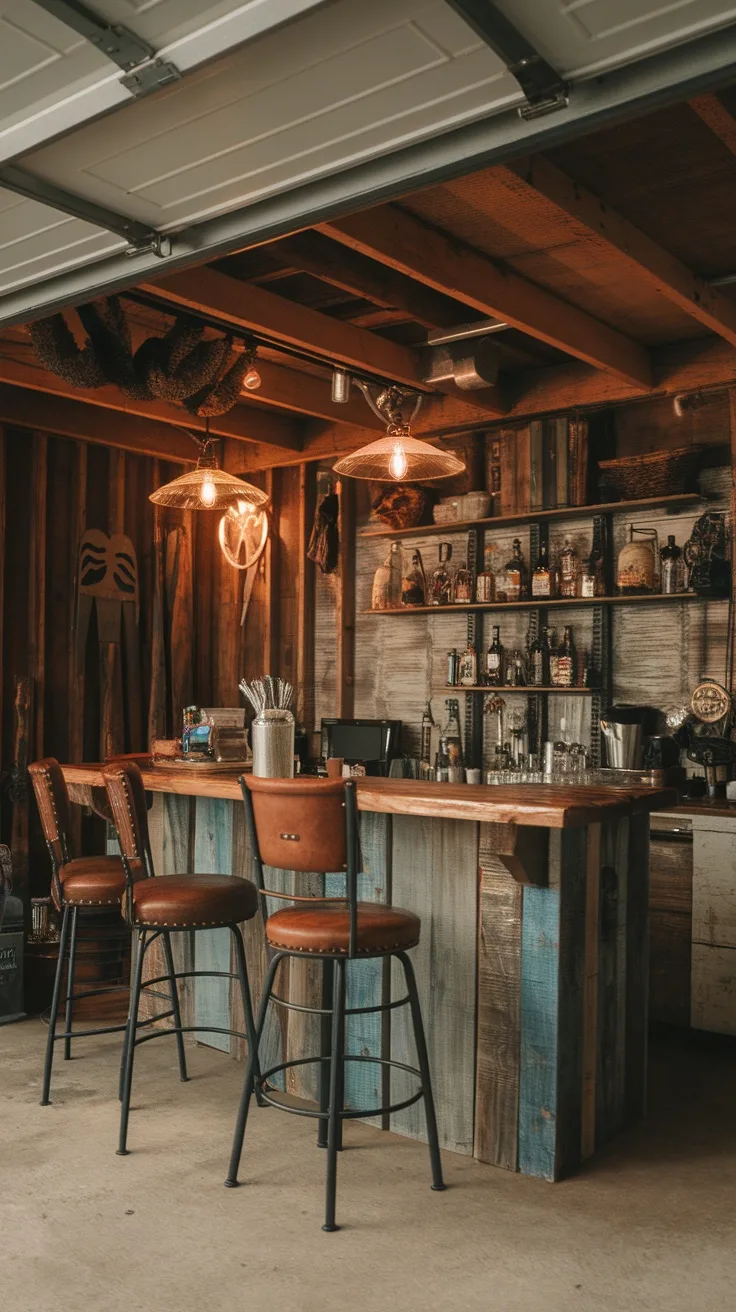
[581,822,602,1160]
[336,477,355,718]
[10,677,33,932]
[263,468,279,674]
[68,443,87,851]
[296,462,316,731]
[108,448,125,535]
[28,433,47,760]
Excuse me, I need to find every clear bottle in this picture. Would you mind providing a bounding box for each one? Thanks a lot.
[475,562,495,603]
[420,702,434,768]
[529,627,550,687]
[429,542,454,606]
[446,648,459,686]
[508,649,527,687]
[453,560,473,605]
[554,626,575,688]
[558,537,578,599]
[458,644,478,687]
[372,541,402,609]
[532,540,552,599]
[401,549,427,607]
[547,628,559,686]
[439,699,463,769]
[485,625,504,686]
[502,538,528,602]
[660,534,682,596]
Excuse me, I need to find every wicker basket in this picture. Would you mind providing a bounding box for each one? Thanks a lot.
[598,445,704,500]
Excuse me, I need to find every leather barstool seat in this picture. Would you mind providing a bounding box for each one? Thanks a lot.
[56,855,134,907]
[130,873,258,929]
[266,903,420,956]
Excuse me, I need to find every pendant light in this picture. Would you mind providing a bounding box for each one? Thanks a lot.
[333,385,465,482]
[149,423,268,511]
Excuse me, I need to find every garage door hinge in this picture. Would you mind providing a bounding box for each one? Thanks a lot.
[125,234,173,260]
[120,59,182,99]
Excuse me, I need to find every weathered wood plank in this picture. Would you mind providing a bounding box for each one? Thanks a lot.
[193,796,234,1053]
[28,432,47,759]
[474,821,522,1170]
[336,477,356,718]
[596,819,629,1148]
[518,879,560,1180]
[555,827,588,1179]
[581,823,601,1160]
[625,814,650,1123]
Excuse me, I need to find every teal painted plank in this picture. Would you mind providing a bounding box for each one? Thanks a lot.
[193,797,234,1053]
[555,828,588,1179]
[519,882,560,1181]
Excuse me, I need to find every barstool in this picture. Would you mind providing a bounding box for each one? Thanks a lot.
[103,761,261,1157]
[226,775,445,1231]
[29,758,146,1106]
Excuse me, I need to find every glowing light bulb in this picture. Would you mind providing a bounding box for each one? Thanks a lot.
[388,442,408,481]
[243,367,261,391]
[200,474,217,507]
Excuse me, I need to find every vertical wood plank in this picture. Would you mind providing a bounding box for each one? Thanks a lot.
[518,878,560,1180]
[108,448,125,534]
[581,822,601,1160]
[263,468,279,674]
[555,827,588,1179]
[68,443,87,779]
[28,433,47,759]
[165,518,194,720]
[596,817,629,1145]
[296,461,316,732]
[474,821,522,1171]
[625,813,650,1123]
[336,476,355,717]
[193,796,234,1052]
[390,815,477,1154]
[0,428,5,772]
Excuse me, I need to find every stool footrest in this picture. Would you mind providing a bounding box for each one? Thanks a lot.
[256,1053,424,1121]
[269,990,410,1019]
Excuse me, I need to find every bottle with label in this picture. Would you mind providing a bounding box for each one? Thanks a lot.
[660,534,682,595]
[458,644,478,687]
[475,561,495,603]
[507,649,527,687]
[547,628,559,686]
[429,542,453,606]
[453,560,473,604]
[401,549,427,607]
[553,626,575,688]
[502,538,528,602]
[531,540,552,598]
[617,525,658,594]
[420,702,434,769]
[558,537,578,599]
[439,699,463,769]
[485,626,504,686]
[372,541,402,610]
[446,648,459,686]
[529,627,550,686]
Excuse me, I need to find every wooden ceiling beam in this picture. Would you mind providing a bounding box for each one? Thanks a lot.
[501,155,736,348]
[689,93,736,154]
[317,208,652,389]
[0,338,304,454]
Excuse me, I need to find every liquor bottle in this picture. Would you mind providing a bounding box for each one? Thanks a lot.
[420,702,434,767]
[507,649,527,687]
[558,537,578,599]
[502,538,529,602]
[446,648,459,686]
[554,626,575,688]
[401,549,427,607]
[547,628,559,686]
[439,699,463,769]
[531,540,552,599]
[458,644,478,687]
[371,541,402,610]
[429,542,453,606]
[453,560,473,604]
[529,627,550,686]
[660,534,682,595]
[485,625,504,686]
[475,558,495,603]
[580,517,606,598]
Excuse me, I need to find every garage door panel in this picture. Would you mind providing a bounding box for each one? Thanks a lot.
[0,191,122,294]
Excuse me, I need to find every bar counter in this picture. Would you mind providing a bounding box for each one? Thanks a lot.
[61,763,675,1181]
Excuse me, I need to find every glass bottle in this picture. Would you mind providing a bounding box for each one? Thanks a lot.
[485,625,504,686]
[660,534,682,596]
[616,526,657,594]
[531,540,552,599]
[439,699,464,770]
[502,538,528,602]
[507,649,527,687]
[458,643,478,687]
[529,627,550,687]
[446,648,459,686]
[558,537,578,599]
[420,702,434,769]
[401,549,427,607]
[554,626,575,688]
[453,560,473,605]
[475,560,495,603]
[429,542,453,606]
[547,628,559,686]
[371,541,402,610]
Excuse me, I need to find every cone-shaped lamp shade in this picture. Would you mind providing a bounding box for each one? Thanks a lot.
[333,431,465,482]
[149,460,269,510]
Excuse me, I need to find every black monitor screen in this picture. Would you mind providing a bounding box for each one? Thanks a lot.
[330,723,385,761]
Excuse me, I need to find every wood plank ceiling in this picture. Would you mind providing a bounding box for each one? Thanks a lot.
[6,86,736,471]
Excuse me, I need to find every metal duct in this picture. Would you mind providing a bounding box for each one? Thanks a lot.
[418,337,501,390]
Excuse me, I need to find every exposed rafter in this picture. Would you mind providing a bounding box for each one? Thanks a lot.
[689,92,736,154]
[317,208,652,389]
[499,155,736,348]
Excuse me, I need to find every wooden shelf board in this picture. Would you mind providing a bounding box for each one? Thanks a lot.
[434,685,595,695]
[359,492,703,540]
[363,592,725,616]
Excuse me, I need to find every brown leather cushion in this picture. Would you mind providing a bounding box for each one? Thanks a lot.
[132,874,258,928]
[58,856,129,907]
[266,903,420,956]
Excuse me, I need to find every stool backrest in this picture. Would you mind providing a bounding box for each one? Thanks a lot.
[103,762,155,917]
[29,758,71,876]
[241,775,359,955]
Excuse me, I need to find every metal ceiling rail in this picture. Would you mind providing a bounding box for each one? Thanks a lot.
[445,0,568,118]
[28,0,181,96]
[0,163,165,253]
[2,19,736,328]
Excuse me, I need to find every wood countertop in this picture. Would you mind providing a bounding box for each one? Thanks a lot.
[61,763,677,829]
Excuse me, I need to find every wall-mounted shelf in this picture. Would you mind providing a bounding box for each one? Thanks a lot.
[364,592,725,617]
[359,492,703,541]
[435,685,595,695]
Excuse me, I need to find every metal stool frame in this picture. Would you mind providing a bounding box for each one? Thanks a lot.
[225,776,445,1232]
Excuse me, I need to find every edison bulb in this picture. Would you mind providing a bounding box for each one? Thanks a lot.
[388,442,408,481]
[200,474,217,507]
[243,367,261,391]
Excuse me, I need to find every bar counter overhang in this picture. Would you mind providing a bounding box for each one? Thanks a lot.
[62,764,675,1182]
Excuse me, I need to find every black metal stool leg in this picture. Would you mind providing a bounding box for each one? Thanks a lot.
[161,931,188,1083]
[317,957,334,1148]
[323,957,346,1233]
[397,951,445,1192]
[117,929,149,1156]
[63,906,79,1061]
[230,925,264,1107]
[40,904,71,1106]
[225,950,283,1187]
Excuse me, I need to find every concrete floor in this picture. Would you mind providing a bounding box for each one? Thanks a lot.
[4,1019,736,1312]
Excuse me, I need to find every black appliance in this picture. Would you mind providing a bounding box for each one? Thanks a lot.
[320,719,402,774]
